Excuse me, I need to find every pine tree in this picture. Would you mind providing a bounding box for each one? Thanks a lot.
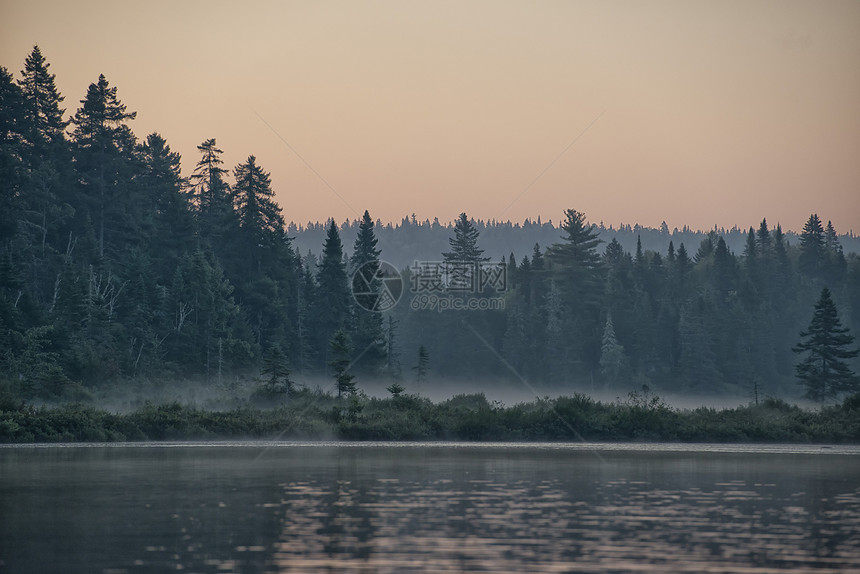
[757,218,771,255]
[18,46,68,151]
[188,138,234,243]
[350,210,382,270]
[313,221,351,368]
[443,212,488,263]
[547,209,602,272]
[798,213,825,279]
[349,210,386,374]
[443,212,488,291]
[13,48,73,301]
[70,74,137,259]
[793,287,859,401]
[232,155,284,246]
[545,209,603,372]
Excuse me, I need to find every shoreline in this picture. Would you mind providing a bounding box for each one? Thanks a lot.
[2,392,858,445]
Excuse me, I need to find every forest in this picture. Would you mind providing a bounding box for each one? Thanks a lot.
[2,46,859,413]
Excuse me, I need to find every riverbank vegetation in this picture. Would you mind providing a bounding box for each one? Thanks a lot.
[2,386,858,444]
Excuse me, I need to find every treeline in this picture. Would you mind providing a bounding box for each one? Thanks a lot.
[1,390,859,443]
[2,47,859,404]
[290,216,860,271]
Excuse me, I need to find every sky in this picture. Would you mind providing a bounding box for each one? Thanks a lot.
[2,0,859,233]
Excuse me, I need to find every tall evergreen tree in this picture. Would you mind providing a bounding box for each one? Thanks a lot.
[312,221,351,368]
[545,209,603,372]
[232,156,284,246]
[442,212,488,263]
[13,48,73,303]
[545,209,602,283]
[442,212,488,291]
[188,138,233,244]
[70,74,137,260]
[349,210,386,374]
[18,46,67,151]
[798,213,825,279]
[756,218,771,255]
[793,287,859,401]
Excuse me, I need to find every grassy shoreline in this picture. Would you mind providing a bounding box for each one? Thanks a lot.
[2,390,859,444]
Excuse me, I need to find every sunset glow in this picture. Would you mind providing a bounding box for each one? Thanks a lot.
[2,0,859,231]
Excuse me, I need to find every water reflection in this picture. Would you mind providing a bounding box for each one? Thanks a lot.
[1,443,859,573]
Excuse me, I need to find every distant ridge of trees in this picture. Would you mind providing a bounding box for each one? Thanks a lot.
[288,217,860,270]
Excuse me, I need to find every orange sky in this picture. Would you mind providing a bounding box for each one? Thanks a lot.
[2,0,859,233]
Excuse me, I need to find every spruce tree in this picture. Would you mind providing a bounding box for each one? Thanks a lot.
[798,213,825,279]
[442,212,488,291]
[442,212,488,263]
[349,210,386,374]
[18,46,68,151]
[232,155,284,245]
[188,138,234,244]
[70,74,137,259]
[545,209,603,372]
[313,221,351,368]
[756,218,771,255]
[793,287,859,401]
[13,49,73,302]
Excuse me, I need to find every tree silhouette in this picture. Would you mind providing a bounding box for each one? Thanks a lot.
[793,287,859,401]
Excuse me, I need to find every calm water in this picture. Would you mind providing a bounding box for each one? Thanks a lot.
[1,442,859,573]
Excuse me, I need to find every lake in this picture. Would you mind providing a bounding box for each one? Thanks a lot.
[1,442,859,573]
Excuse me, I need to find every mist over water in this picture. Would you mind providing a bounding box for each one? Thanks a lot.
[85,375,759,414]
[2,443,859,573]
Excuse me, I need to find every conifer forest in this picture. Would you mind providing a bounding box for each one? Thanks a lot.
[2,46,859,413]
